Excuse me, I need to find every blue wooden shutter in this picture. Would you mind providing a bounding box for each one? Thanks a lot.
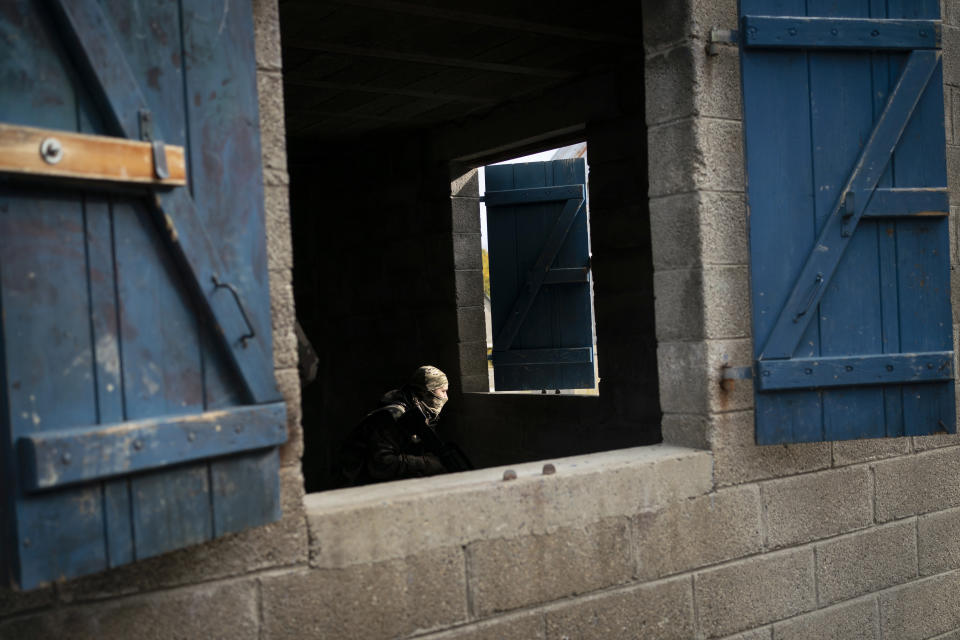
[741,0,954,443]
[0,0,285,589]
[484,159,596,391]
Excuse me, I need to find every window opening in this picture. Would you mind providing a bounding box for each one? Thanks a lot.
[477,144,598,395]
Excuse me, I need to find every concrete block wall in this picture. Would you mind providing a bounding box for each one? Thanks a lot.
[7,1,960,639]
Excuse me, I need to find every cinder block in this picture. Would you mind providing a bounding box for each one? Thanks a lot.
[702,266,751,339]
[272,326,297,371]
[261,548,467,640]
[697,118,745,193]
[455,270,484,308]
[648,119,699,198]
[706,338,755,412]
[948,87,958,145]
[57,466,307,603]
[457,307,486,343]
[700,191,748,266]
[879,571,960,640]
[460,373,489,393]
[657,341,709,413]
[949,145,960,195]
[268,268,295,333]
[451,197,480,233]
[588,205,651,252]
[914,431,960,451]
[3,578,258,640]
[697,44,743,121]
[832,437,911,466]
[264,185,292,271]
[762,466,872,549]
[945,26,960,87]
[0,586,53,618]
[772,597,876,640]
[641,1,691,53]
[458,340,487,381]
[691,0,739,40]
[650,193,701,270]
[646,45,697,126]
[418,611,545,640]
[719,630,773,640]
[661,413,710,449]
[543,576,694,640]
[710,411,831,487]
[257,71,287,175]
[947,0,960,27]
[252,0,282,71]
[695,548,816,638]
[467,518,633,616]
[453,233,482,271]
[874,447,960,522]
[918,507,960,576]
[634,485,762,580]
[654,268,705,342]
[816,521,917,606]
[306,446,713,569]
[451,170,479,198]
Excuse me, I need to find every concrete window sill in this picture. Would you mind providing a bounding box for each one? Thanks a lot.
[304,444,713,569]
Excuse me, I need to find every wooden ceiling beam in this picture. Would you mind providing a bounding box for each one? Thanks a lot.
[282,41,574,78]
[283,77,497,104]
[289,0,641,46]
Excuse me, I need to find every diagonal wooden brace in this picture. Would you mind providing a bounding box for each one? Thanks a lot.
[493,188,585,352]
[48,0,280,403]
[759,50,941,361]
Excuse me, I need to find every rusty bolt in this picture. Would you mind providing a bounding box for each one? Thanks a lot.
[542,463,556,475]
[502,469,517,481]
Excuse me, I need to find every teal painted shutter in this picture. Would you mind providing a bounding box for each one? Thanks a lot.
[0,1,285,589]
[484,159,596,391]
[741,0,955,443]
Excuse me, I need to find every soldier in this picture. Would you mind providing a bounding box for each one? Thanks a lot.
[339,365,471,486]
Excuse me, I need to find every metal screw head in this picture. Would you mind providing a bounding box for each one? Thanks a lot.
[132,439,143,451]
[61,452,71,465]
[886,365,894,372]
[39,137,63,164]
[804,368,813,374]
[788,27,797,35]
[187,432,197,442]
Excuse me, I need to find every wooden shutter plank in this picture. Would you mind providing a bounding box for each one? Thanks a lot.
[890,0,954,436]
[484,185,583,206]
[492,193,583,351]
[211,449,281,537]
[742,16,941,50]
[863,188,949,216]
[49,0,280,404]
[757,351,953,390]
[131,465,212,560]
[179,0,284,540]
[759,49,941,361]
[18,403,287,490]
[869,31,907,438]
[744,0,823,444]
[808,1,886,440]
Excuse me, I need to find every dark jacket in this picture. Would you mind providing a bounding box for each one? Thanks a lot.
[340,389,448,486]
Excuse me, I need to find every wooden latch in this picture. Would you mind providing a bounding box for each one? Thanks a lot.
[0,122,186,187]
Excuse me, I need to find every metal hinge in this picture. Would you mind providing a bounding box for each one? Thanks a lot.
[720,363,753,392]
[708,28,739,55]
[138,108,170,180]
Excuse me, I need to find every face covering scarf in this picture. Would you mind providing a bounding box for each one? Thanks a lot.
[408,365,448,424]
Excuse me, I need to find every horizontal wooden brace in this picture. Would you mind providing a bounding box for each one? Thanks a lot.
[742,16,941,50]
[862,187,949,218]
[756,352,954,391]
[492,347,593,366]
[17,402,287,492]
[484,185,584,206]
[542,267,589,284]
[0,122,186,187]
